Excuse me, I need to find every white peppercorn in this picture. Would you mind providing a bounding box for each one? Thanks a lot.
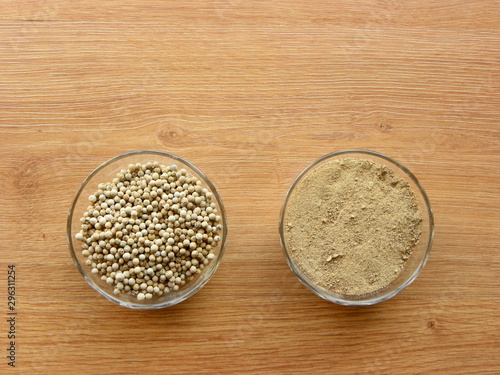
[76,161,222,300]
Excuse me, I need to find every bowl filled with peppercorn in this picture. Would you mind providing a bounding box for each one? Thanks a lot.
[68,150,227,309]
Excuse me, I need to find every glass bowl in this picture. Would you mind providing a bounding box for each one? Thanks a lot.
[68,150,227,309]
[279,150,434,306]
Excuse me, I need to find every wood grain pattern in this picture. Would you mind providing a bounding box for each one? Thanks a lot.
[0,1,499,374]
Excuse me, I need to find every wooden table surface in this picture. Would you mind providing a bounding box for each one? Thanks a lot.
[1,1,499,374]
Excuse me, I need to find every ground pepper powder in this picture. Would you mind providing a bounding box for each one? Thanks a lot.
[284,158,423,296]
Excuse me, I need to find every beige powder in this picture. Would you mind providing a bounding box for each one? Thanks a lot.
[284,158,423,296]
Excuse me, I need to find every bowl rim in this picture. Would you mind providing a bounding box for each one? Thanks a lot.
[67,150,227,309]
[279,149,434,306]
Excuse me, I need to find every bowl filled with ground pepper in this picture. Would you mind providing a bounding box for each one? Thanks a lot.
[68,150,227,309]
[279,150,433,306]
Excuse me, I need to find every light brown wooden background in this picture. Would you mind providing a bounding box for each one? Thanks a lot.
[1,1,499,374]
